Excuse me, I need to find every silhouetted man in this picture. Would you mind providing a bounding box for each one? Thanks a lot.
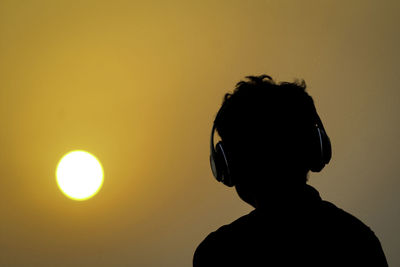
[193,75,388,266]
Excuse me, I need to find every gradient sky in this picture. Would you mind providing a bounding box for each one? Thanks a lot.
[0,0,399,266]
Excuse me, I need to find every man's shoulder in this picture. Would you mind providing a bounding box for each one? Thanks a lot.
[319,200,376,237]
[193,212,256,266]
[317,200,388,265]
[196,211,256,246]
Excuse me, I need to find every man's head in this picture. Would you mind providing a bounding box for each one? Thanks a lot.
[212,75,330,206]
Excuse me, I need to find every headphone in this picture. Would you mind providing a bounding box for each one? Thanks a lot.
[209,111,331,187]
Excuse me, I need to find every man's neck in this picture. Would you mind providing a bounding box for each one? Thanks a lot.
[254,184,321,212]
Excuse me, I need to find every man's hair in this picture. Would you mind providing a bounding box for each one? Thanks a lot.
[214,75,319,184]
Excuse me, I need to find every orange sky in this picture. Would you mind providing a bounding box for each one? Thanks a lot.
[0,0,399,266]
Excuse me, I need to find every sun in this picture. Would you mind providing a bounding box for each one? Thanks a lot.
[56,150,104,201]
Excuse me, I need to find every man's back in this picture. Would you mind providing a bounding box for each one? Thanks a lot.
[193,185,387,266]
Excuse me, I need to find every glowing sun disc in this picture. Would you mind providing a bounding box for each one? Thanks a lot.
[56,150,104,201]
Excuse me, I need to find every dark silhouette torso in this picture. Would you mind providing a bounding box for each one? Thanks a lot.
[193,185,388,267]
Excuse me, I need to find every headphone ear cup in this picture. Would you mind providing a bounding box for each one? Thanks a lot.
[310,127,322,172]
[310,126,332,172]
[210,143,222,182]
[215,142,234,187]
[321,130,332,165]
